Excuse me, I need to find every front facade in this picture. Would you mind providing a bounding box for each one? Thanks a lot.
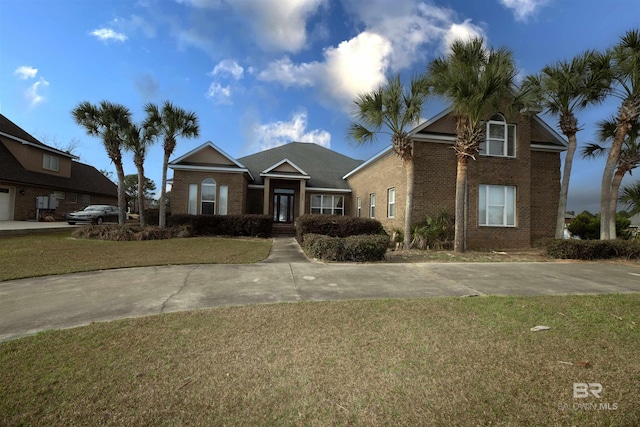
[0,114,118,221]
[169,108,566,248]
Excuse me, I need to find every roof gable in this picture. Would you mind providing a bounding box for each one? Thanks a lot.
[170,141,246,168]
[238,142,363,189]
[0,113,75,159]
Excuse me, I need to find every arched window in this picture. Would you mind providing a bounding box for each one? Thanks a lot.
[201,178,216,214]
[481,113,516,157]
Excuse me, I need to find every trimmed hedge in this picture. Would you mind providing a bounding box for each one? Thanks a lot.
[167,214,272,237]
[143,209,170,226]
[538,238,640,260]
[303,233,390,262]
[296,214,385,242]
[71,225,186,241]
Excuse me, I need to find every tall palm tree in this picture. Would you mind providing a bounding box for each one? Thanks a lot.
[600,29,640,239]
[144,101,200,228]
[428,38,519,252]
[124,123,156,227]
[584,118,640,238]
[522,51,610,239]
[72,101,132,224]
[348,74,429,250]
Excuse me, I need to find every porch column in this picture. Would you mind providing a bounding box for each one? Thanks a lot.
[299,180,306,216]
[263,177,270,216]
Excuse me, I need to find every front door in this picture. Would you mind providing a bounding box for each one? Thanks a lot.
[273,189,295,223]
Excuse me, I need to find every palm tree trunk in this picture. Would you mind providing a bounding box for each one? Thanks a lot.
[137,165,146,228]
[159,151,170,228]
[556,133,577,239]
[454,159,468,253]
[601,122,632,239]
[115,162,127,225]
[403,159,414,250]
[609,168,625,239]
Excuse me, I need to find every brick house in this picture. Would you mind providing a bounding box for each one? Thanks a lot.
[0,114,118,221]
[168,107,566,248]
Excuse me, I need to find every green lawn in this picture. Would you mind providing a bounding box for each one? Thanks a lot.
[1,295,639,426]
[0,231,272,281]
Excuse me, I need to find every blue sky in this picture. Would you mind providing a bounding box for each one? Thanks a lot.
[1,0,638,213]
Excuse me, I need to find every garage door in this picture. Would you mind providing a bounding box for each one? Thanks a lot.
[0,187,12,220]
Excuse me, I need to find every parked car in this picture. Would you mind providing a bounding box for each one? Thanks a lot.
[66,205,119,225]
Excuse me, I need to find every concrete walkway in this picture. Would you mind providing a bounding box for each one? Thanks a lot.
[1,237,640,342]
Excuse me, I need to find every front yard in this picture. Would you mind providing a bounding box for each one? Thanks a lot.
[1,295,638,425]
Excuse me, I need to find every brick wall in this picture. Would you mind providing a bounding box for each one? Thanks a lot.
[530,150,561,244]
[7,184,116,220]
[170,170,247,215]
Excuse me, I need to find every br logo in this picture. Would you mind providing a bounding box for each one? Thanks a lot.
[573,383,603,398]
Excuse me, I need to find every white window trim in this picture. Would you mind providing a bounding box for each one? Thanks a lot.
[201,178,216,215]
[357,197,361,218]
[480,114,516,158]
[479,184,516,227]
[387,188,395,218]
[310,194,344,215]
[370,193,376,218]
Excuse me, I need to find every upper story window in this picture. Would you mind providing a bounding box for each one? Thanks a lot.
[43,153,59,171]
[480,113,516,158]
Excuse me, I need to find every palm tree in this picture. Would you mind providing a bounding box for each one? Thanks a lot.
[124,123,156,227]
[72,101,132,224]
[427,38,519,252]
[523,51,610,239]
[620,180,640,217]
[584,118,640,238]
[144,101,200,228]
[348,74,429,250]
[600,29,640,239]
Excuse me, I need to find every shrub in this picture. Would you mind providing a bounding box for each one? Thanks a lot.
[167,214,272,237]
[302,233,390,262]
[144,209,171,227]
[296,215,384,242]
[538,238,640,260]
[71,225,186,241]
[411,210,454,250]
[567,211,631,240]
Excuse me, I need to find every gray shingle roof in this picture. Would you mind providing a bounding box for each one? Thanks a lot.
[238,142,363,189]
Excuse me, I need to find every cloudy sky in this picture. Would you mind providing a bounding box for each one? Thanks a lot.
[1,0,638,213]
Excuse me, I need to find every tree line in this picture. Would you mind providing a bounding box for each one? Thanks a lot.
[349,28,639,252]
[72,101,200,228]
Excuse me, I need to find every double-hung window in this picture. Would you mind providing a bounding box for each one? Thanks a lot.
[387,188,395,218]
[357,197,362,218]
[369,193,376,218]
[479,185,516,227]
[310,195,344,215]
[480,113,516,157]
[201,178,216,215]
[43,153,59,171]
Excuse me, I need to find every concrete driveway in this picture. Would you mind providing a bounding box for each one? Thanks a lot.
[1,238,640,341]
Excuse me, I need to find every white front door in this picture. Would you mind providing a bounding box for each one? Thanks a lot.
[0,187,13,220]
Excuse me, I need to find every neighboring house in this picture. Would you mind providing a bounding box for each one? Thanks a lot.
[0,114,118,221]
[168,107,566,248]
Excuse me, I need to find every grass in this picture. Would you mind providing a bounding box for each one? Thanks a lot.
[0,231,272,281]
[1,294,639,426]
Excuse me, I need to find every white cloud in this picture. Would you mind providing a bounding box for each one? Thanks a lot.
[90,28,128,42]
[14,66,38,80]
[210,59,244,80]
[258,32,390,109]
[499,0,549,21]
[441,19,486,53]
[246,111,331,153]
[206,82,232,104]
[26,78,49,108]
